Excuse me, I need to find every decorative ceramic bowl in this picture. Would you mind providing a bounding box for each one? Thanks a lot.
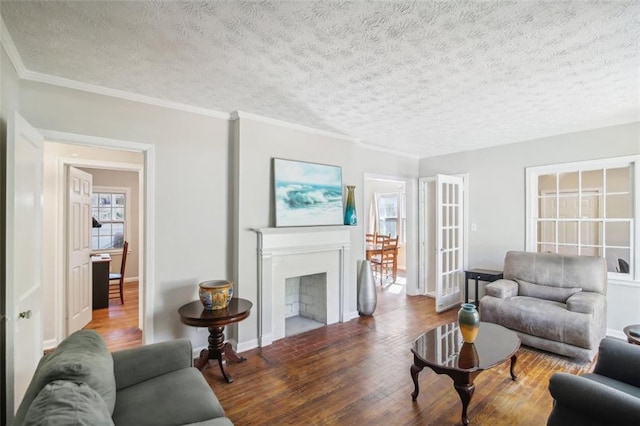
[198,280,233,310]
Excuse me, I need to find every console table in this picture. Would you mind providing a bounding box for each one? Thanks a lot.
[178,298,252,383]
[464,269,503,308]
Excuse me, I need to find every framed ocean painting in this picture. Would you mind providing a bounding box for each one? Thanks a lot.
[273,158,343,227]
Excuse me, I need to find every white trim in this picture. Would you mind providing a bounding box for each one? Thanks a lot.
[608,277,640,288]
[41,129,153,153]
[24,69,231,119]
[44,131,155,345]
[417,173,469,298]
[124,277,139,284]
[1,16,228,120]
[232,111,420,159]
[231,110,357,143]
[92,185,131,252]
[363,173,419,296]
[235,338,259,353]
[606,329,626,340]
[0,16,27,75]
[355,140,420,159]
[526,155,639,282]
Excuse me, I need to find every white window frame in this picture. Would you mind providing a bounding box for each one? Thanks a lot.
[376,191,406,244]
[526,155,639,283]
[92,185,131,253]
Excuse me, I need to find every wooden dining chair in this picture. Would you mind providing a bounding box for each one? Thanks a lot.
[370,236,398,285]
[366,233,376,244]
[109,241,129,304]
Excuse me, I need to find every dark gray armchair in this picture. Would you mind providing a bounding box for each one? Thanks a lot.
[547,337,640,425]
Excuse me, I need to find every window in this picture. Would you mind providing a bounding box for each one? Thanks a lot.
[92,187,129,251]
[376,192,406,243]
[526,156,638,280]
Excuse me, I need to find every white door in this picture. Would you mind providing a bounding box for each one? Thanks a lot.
[6,112,44,415]
[435,174,464,313]
[67,167,93,334]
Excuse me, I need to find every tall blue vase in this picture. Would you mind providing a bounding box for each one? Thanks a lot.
[344,185,357,225]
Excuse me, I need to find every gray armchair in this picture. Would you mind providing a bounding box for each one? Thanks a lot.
[547,337,640,425]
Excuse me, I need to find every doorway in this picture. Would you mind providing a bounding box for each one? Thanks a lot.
[363,176,408,294]
[419,174,469,312]
[41,137,149,350]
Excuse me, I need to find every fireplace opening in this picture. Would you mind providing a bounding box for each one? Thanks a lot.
[285,273,327,337]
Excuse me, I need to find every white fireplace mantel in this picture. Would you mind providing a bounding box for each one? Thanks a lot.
[254,226,352,347]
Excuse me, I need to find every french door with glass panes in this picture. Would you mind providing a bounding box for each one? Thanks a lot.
[435,174,464,312]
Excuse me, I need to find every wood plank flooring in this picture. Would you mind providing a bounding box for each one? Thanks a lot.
[83,281,142,351]
[89,283,595,425]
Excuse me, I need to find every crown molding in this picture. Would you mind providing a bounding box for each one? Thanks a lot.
[2,16,419,159]
[231,110,359,143]
[22,69,231,120]
[355,140,420,160]
[1,15,230,120]
[0,15,27,75]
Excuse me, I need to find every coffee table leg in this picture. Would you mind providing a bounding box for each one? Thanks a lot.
[510,353,518,380]
[454,383,475,426]
[411,362,424,400]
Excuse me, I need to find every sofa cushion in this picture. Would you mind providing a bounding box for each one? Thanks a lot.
[112,367,226,425]
[517,279,582,303]
[480,296,596,349]
[23,380,114,426]
[485,279,519,298]
[34,330,116,414]
[582,373,640,400]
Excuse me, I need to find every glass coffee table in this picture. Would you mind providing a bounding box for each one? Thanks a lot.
[411,321,520,425]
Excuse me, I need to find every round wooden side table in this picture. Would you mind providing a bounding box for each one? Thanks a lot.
[623,324,640,345]
[179,298,252,383]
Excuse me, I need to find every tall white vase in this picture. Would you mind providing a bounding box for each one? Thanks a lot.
[357,260,377,316]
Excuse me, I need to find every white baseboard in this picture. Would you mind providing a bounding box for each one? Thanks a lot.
[43,338,58,351]
[344,311,360,322]
[606,329,626,340]
[259,333,274,347]
[236,338,259,353]
[124,277,139,283]
[191,339,259,359]
[192,345,206,359]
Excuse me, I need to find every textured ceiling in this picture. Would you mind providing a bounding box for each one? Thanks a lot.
[2,1,639,158]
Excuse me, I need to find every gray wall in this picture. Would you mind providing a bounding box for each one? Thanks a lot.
[12,79,420,350]
[19,79,232,344]
[419,122,640,334]
[233,116,418,346]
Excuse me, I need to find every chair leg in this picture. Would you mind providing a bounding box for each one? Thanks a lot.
[119,279,124,304]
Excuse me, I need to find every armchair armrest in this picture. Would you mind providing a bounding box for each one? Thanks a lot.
[594,337,640,387]
[566,291,605,314]
[112,338,193,390]
[484,279,518,299]
[549,372,640,424]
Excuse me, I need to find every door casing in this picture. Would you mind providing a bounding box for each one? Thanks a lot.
[39,129,154,348]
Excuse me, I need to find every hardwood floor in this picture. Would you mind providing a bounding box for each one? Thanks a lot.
[88,283,595,425]
[84,281,142,351]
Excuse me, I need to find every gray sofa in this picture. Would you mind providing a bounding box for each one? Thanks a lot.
[479,251,607,361]
[14,330,233,425]
[548,337,640,425]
